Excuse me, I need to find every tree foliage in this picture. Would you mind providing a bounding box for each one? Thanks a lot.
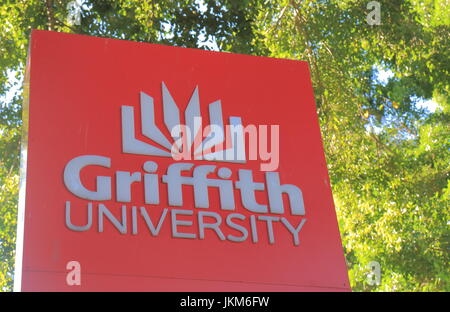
[0,0,448,291]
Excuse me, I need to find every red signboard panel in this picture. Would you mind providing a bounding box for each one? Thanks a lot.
[15,30,350,291]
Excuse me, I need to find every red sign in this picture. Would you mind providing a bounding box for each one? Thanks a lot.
[15,30,350,291]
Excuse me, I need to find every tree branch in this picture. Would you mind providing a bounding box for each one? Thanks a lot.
[289,0,327,112]
[45,0,56,31]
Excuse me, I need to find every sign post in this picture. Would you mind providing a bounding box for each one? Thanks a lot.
[15,30,350,291]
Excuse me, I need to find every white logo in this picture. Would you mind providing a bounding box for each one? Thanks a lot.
[67,0,83,26]
[121,82,246,163]
[62,82,305,246]
[366,1,381,26]
[367,261,381,285]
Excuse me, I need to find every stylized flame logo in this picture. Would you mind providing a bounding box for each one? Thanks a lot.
[121,82,246,162]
